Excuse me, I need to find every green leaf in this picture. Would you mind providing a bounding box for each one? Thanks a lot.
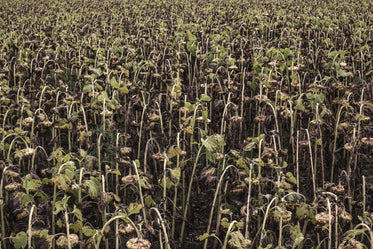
[252,134,265,144]
[98,91,109,103]
[82,226,97,237]
[145,195,156,208]
[236,158,250,174]
[52,175,71,192]
[253,158,265,167]
[110,77,120,89]
[54,119,70,129]
[187,41,197,54]
[34,191,48,201]
[72,207,83,221]
[83,84,93,93]
[290,225,304,247]
[19,193,33,206]
[243,141,256,152]
[56,219,63,228]
[202,110,208,120]
[165,177,174,189]
[39,229,50,239]
[296,203,315,222]
[12,231,27,249]
[198,233,210,241]
[190,117,195,127]
[345,228,368,239]
[316,138,322,146]
[206,150,216,163]
[220,217,230,228]
[61,161,76,173]
[108,98,119,109]
[49,147,64,161]
[109,170,121,175]
[286,172,297,184]
[170,167,181,183]
[70,220,83,233]
[139,177,152,189]
[14,149,23,159]
[200,94,211,102]
[183,125,193,135]
[127,202,143,216]
[168,85,182,99]
[228,231,251,249]
[201,134,226,152]
[118,86,129,94]
[22,174,42,193]
[84,177,101,198]
[235,222,244,229]
[54,195,70,215]
[294,97,305,111]
[338,69,352,77]
[167,146,182,159]
[188,32,197,42]
[79,149,87,158]
[84,155,97,169]
[185,102,194,112]
[315,93,325,103]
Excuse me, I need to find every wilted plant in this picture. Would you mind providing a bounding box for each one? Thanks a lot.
[0,0,372,248]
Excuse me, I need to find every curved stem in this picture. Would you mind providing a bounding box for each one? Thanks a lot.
[222,221,238,249]
[28,205,36,249]
[162,156,169,218]
[180,144,203,243]
[65,211,71,249]
[331,93,352,182]
[245,163,253,239]
[306,129,316,201]
[0,167,9,249]
[132,161,147,225]
[150,208,171,249]
[137,104,147,160]
[259,197,278,247]
[96,215,140,249]
[6,136,30,162]
[203,165,236,249]
[30,146,48,172]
